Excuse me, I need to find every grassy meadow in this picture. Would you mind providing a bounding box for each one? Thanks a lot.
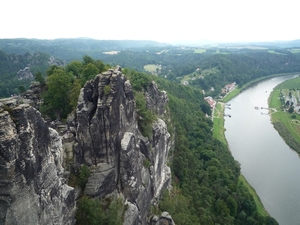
[194,48,206,54]
[144,64,161,73]
[212,102,227,145]
[289,49,300,54]
[269,76,300,153]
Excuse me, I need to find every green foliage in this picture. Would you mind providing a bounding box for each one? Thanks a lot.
[0,50,50,97]
[82,63,100,84]
[288,106,294,113]
[143,158,151,168]
[39,56,108,119]
[124,68,152,91]
[41,68,73,120]
[76,196,123,225]
[104,85,111,95]
[134,91,156,138]
[83,55,94,65]
[18,85,26,94]
[69,78,82,109]
[78,164,90,188]
[66,60,83,77]
[34,71,46,86]
[147,73,278,224]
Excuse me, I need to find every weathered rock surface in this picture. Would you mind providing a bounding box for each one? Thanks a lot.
[22,81,43,109]
[17,67,33,80]
[0,100,75,225]
[70,66,172,224]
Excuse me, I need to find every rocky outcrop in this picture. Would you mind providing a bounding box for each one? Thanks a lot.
[48,56,64,66]
[70,66,172,224]
[0,99,75,225]
[22,81,43,109]
[17,67,34,80]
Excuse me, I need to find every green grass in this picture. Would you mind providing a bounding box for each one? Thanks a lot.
[212,102,227,145]
[289,49,300,54]
[220,72,300,103]
[144,64,161,73]
[276,75,300,89]
[268,50,286,55]
[238,175,270,217]
[221,87,240,102]
[269,78,300,153]
[194,48,206,54]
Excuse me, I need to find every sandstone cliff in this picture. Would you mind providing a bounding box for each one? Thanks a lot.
[0,99,75,225]
[0,66,173,225]
[69,66,172,224]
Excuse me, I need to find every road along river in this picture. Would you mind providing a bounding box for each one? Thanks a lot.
[224,75,300,225]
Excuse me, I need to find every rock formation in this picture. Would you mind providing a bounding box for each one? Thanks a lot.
[22,81,43,109]
[0,99,75,225]
[17,67,34,80]
[0,65,173,225]
[69,66,172,224]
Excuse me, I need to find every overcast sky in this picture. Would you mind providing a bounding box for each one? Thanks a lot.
[1,0,299,44]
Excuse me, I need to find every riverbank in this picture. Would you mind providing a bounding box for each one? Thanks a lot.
[268,76,300,154]
[212,102,270,218]
[221,72,300,102]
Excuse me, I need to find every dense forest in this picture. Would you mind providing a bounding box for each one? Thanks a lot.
[0,49,62,97]
[130,71,278,224]
[1,38,300,99]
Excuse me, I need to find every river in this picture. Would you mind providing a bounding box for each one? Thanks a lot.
[224,75,300,225]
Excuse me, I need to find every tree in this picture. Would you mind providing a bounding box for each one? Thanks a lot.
[65,60,83,77]
[288,106,294,113]
[83,55,94,65]
[42,68,72,120]
[46,65,60,76]
[18,85,26,94]
[81,63,99,84]
[69,78,82,109]
[34,71,45,86]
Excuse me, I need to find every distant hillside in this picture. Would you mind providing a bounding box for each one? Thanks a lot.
[0,38,169,62]
[0,50,62,97]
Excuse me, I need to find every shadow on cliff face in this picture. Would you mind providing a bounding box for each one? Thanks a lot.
[67,66,173,224]
[0,98,75,224]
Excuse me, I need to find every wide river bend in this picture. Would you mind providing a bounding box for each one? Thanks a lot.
[224,75,300,225]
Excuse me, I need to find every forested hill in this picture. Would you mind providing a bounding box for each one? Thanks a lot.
[101,48,300,95]
[0,50,62,97]
[0,38,169,62]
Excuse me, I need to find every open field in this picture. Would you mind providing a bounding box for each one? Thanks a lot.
[193,48,206,54]
[269,79,300,153]
[276,75,300,88]
[268,50,286,55]
[144,64,161,73]
[212,102,227,145]
[289,49,300,54]
[220,72,300,103]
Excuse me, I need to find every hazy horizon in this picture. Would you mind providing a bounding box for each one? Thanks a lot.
[1,0,300,44]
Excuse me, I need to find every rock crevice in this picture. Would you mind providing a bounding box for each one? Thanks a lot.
[71,66,172,224]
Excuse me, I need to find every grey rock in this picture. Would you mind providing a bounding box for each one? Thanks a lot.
[149,212,175,225]
[71,66,172,225]
[0,100,75,225]
[17,67,33,80]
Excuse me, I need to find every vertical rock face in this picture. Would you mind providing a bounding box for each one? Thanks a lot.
[0,101,75,225]
[72,66,172,224]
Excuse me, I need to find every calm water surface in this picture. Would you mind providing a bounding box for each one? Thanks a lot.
[224,75,300,225]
